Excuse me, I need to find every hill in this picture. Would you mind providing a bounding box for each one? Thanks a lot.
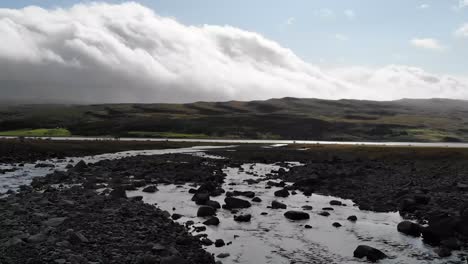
[1,98,468,142]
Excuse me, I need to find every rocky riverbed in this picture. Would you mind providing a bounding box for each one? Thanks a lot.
[1,143,468,263]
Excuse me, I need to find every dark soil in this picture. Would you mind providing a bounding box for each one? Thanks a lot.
[0,138,212,164]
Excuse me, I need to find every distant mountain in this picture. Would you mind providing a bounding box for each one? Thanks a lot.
[1,97,467,142]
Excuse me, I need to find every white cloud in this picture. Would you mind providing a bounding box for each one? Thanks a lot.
[334,33,349,41]
[455,23,468,37]
[285,17,295,25]
[418,4,430,9]
[344,9,356,19]
[315,8,335,19]
[327,65,468,100]
[410,38,445,51]
[0,2,467,103]
[459,0,468,8]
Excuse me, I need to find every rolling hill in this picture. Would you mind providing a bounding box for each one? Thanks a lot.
[1,98,468,142]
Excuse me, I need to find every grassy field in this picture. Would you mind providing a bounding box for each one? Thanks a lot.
[0,128,71,137]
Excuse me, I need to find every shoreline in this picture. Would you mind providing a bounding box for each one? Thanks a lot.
[1,136,468,148]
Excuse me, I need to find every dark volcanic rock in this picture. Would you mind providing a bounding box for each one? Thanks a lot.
[110,187,127,199]
[330,200,342,206]
[347,215,357,222]
[332,222,342,228]
[274,188,290,197]
[192,193,210,205]
[0,187,214,264]
[205,200,221,209]
[353,245,387,262]
[271,200,287,209]
[214,239,225,247]
[284,211,310,220]
[397,221,422,237]
[252,197,262,202]
[197,206,216,217]
[223,197,251,209]
[318,211,330,217]
[234,214,252,222]
[422,214,460,245]
[203,217,220,226]
[142,185,158,193]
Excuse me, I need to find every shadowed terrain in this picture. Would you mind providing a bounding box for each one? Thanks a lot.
[1,97,468,142]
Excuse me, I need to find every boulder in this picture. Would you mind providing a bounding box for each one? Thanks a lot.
[353,245,387,262]
[332,222,342,228]
[205,200,221,209]
[318,211,330,217]
[330,200,342,206]
[234,214,252,222]
[252,197,262,203]
[192,193,210,205]
[284,211,310,220]
[397,221,422,237]
[171,214,183,220]
[223,197,251,209]
[73,160,88,171]
[422,215,460,245]
[271,200,287,209]
[214,239,225,247]
[142,185,158,193]
[197,206,216,217]
[274,189,290,197]
[203,217,220,226]
[347,215,357,222]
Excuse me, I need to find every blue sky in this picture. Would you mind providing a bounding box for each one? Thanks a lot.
[2,0,468,75]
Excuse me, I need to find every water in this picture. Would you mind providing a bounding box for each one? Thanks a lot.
[128,163,463,264]
[0,146,465,263]
[2,136,468,148]
[0,145,231,193]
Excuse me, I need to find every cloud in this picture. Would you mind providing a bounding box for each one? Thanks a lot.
[315,8,335,19]
[327,65,468,100]
[418,4,430,9]
[344,9,356,19]
[459,0,468,8]
[0,2,467,103]
[455,23,468,37]
[334,33,349,41]
[285,17,295,25]
[410,38,445,50]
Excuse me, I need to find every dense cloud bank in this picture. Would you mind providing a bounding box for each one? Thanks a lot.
[1,2,467,103]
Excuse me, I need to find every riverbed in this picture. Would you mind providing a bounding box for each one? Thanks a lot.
[1,145,464,263]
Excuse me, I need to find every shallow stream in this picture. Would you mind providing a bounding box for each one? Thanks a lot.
[0,146,465,263]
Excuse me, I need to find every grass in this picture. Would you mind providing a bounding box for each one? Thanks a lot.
[0,128,72,137]
[127,131,211,139]
[404,128,457,141]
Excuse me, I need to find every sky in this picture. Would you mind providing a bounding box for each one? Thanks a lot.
[0,1,468,103]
